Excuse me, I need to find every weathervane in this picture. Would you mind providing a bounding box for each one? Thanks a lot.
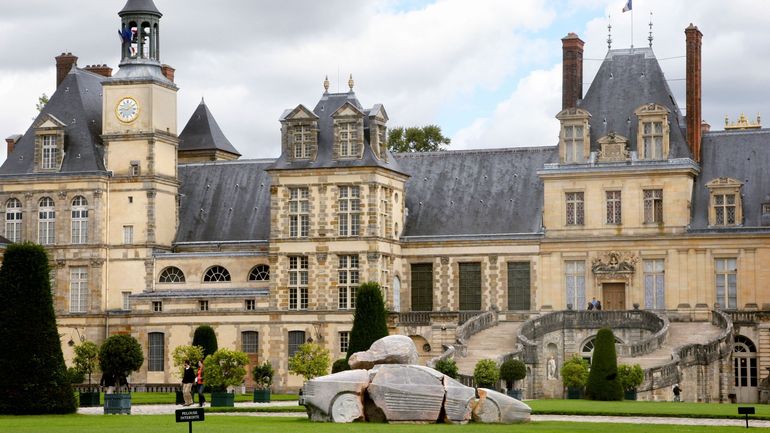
[648,11,654,48]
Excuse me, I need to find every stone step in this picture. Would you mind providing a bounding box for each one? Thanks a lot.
[618,322,723,369]
[456,321,522,373]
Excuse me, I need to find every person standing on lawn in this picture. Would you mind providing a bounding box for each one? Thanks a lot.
[182,360,196,406]
[196,359,206,407]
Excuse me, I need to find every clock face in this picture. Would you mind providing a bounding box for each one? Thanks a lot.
[116,97,139,123]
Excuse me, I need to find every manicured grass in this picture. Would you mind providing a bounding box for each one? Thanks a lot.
[528,399,770,420]
[107,392,298,405]
[0,416,755,433]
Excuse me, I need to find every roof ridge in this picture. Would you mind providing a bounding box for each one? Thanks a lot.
[394,146,556,157]
[179,158,276,167]
[705,128,770,137]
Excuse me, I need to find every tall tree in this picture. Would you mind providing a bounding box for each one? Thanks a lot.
[387,125,451,153]
[585,328,623,401]
[0,243,77,414]
[346,282,389,359]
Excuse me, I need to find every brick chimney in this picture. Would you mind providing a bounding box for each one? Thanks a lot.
[84,64,113,78]
[562,32,585,110]
[5,135,21,157]
[55,52,78,88]
[161,64,175,83]
[685,24,703,162]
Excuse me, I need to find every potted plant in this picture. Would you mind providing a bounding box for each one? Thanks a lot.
[252,361,274,402]
[99,334,143,414]
[204,348,249,407]
[73,341,100,407]
[500,359,527,399]
[560,355,589,399]
[473,359,500,389]
[617,364,644,400]
[172,345,204,404]
[288,343,331,382]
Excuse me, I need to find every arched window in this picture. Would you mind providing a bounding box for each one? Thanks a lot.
[248,264,270,281]
[203,266,231,282]
[71,196,88,244]
[158,267,185,283]
[38,197,55,245]
[734,335,757,391]
[4,198,22,243]
[581,335,623,364]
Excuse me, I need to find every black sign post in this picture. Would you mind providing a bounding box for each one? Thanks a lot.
[175,407,204,433]
[737,406,755,429]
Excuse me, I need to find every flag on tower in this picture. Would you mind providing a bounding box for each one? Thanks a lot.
[623,0,632,12]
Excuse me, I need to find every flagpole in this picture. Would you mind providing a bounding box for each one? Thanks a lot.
[631,7,634,48]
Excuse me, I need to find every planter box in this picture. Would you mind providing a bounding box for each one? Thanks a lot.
[506,389,523,400]
[104,393,131,414]
[79,391,101,407]
[567,387,583,400]
[624,389,638,401]
[211,391,235,407]
[253,389,271,403]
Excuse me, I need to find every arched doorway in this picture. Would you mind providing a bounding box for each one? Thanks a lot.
[734,335,758,403]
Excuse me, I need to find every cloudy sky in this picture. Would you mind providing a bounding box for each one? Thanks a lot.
[0,0,768,161]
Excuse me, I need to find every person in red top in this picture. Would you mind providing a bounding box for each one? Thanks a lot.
[196,359,206,407]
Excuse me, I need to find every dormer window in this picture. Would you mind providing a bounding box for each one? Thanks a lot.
[292,125,314,159]
[42,136,58,169]
[33,114,66,172]
[368,104,389,160]
[706,178,743,226]
[556,108,590,164]
[338,122,359,157]
[332,102,365,160]
[280,105,319,161]
[634,103,670,160]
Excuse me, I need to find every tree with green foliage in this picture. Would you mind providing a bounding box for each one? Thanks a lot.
[387,125,451,153]
[617,364,645,392]
[192,325,218,358]
[252,361,275,389]
[0,242,76,414]
[473,359,500,389]
[171,345,204,380]
[500,359,527,390]
[331,358,350,374]
[73,341,100,387]
[434,358,459,379]
[36,93,49,112]
[560,355,589,390]
[204,348,249,392]
[586,328,623,401]
[346,282,389,359]
[99,334,143,393]
[289,343,331,381]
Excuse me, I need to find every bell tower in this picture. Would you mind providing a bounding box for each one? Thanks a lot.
[118,0,162,63]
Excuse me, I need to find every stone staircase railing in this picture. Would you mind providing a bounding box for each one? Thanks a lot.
[427,310,496,367]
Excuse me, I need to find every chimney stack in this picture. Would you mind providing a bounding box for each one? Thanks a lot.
[685,24,703,162]
[55,52,78,88]
[5,135,21,157]
[161,64,175,83]
[84,64,113,78]
[562,32,585,110]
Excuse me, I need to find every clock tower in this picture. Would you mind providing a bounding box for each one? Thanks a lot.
[101,0,179,299]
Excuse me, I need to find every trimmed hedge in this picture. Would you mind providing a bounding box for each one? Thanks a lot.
[585,328,623,401]
[346,282,389,359]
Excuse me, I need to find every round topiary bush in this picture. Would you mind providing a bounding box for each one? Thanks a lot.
[192,325,218,358]
[99,334,143,393]
[560,355,589,389]
[585,328,623,401]
[500,359,527,390]
[331,358,351,374]
[346,282,389,359]
[434,358,459,379]
[473,359,500,389]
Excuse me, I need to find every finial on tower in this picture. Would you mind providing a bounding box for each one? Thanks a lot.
[607,15,613,50]
[323,75,330,93]
[648,11,654,48]
[348,73,355,92]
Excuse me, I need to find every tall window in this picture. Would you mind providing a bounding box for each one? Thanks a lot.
[123,225,134,244]
[714,194,737,225]
[339,331,350,353]
[410,263,433,311]
[459,262,481,311]
[380,188,391,238]
[566,192,584,225]
[734,335,757,388]
[71,196,88,244]
[148,332,164,372]
[715,258,737,309]
[338,185,360,236]
[289,256,309,310]
[642,121,664,159]
[242,331,258,354]
[42,135,57,169]
[338,123,358,157]
[606,191,622,225]
[203,266,231,282]
[338,255,359,309]
[643,189,663,223]
[38,197,56,245]
[644,259,665,309]
[507,262,530,310]
[563,125,584,163]
[159,266,185,283]
[565,261,585,310]
[69,267,88,313]
[288,330,305,357]
[293,125,313,159]
[4,198,22,243]
[288,187,309,237]
[122,291,131,310]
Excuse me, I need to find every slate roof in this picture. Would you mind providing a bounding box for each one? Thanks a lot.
[176,159,273,243]
[130,289,268,299]
[578,48,691,159]
[395,147,557,238]
[269,91,405,175]
[0,68,107,176]
[119,0,161,16]
[179,99,241,156]
[691,129,770,230]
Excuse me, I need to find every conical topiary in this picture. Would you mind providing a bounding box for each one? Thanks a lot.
[193,325,218,358]
[346,282,389,359]
[585,328,623,401]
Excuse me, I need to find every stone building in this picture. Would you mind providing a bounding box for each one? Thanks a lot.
[1,0,769,402]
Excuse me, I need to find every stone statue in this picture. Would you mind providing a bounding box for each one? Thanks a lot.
[547,356,557,380]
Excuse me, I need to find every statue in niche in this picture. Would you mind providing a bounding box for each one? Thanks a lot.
[547,356,557,380]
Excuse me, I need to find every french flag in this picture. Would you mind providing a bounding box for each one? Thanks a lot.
[622,0,632,12]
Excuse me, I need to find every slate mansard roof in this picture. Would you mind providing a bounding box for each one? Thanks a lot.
[578,47,692,159]
[0,69,107,176]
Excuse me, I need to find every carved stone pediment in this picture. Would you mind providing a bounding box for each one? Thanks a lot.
[597,132,630,162]
[592,251,637,275]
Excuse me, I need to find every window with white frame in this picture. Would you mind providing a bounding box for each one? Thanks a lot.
[338,185,360,236]
[606,191,621,225]
[69,267,88,313]
[642,121,664,159]
[643,189,663,223]
[565,192,584,225]
[4,198,22,243]
[203,265,231,282]
[715,258,737,309]
[245,299,256,311]
[152,300,163,312]
[339,331,350,353]
[338,255,359,309]
[289,256,309,310]
[42,135,58,169]
[714,193,737,225]
[292,125,313,159]
[123,225,134,244]
[148,332,164,371]
[71,196,88,244]
[380,255,391,307]
[288,187,309,237]
[122,291,131,310]
[563,125,585,163]
[634,104,670,160]
[199,300,209,311]
[565,260,585,310]
[338,122,359,157]
[644,259,665,309]
[159,266,185,283]
[38,197,55,245]
[248,264,270,281]
[380,188,391,238]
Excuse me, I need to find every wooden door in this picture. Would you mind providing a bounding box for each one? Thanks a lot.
[602,283,626,310]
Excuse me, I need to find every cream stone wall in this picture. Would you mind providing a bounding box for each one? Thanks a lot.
[102,83,177,136]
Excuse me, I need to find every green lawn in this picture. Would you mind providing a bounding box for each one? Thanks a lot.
[528,399,770,420]
[96,392,298,405]
[0,416,756,433]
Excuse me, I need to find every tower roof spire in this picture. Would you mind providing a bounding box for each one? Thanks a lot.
[119,0,162,17]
